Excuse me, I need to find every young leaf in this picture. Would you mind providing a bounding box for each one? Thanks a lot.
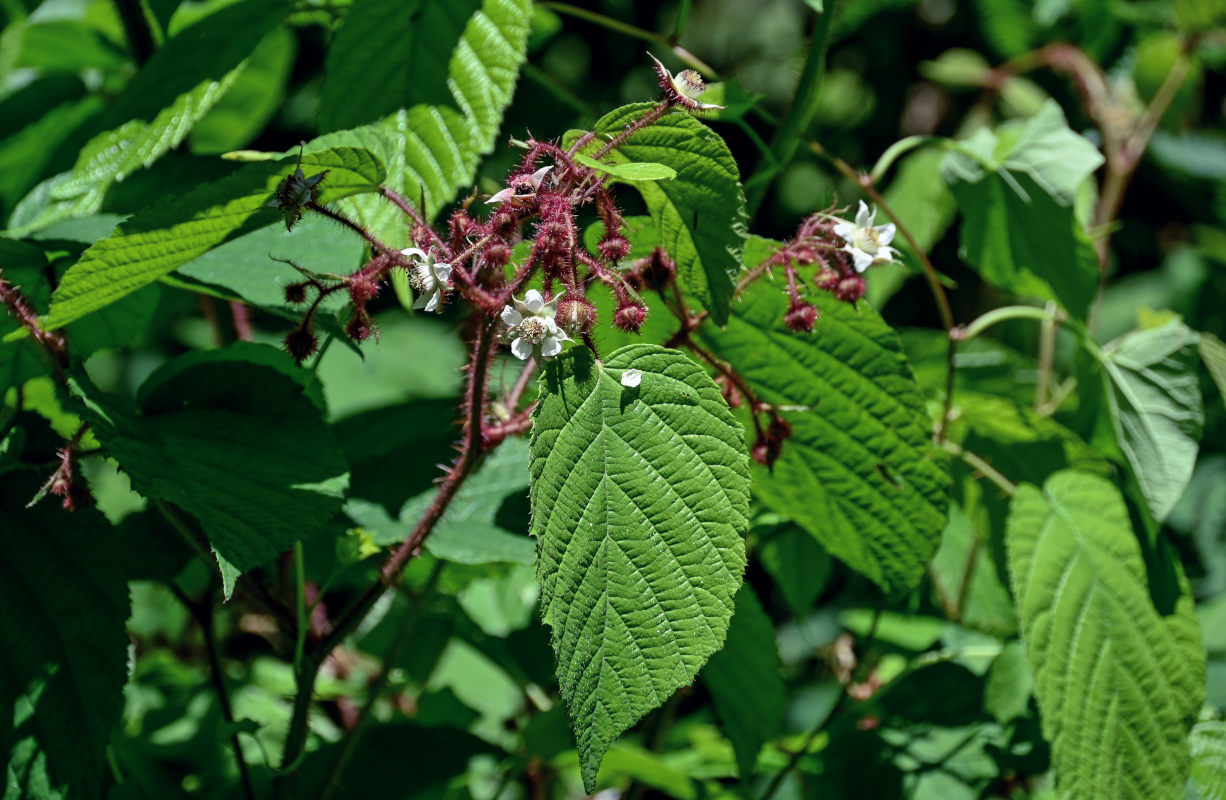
[586,104,748,326]
[70,344,349,597]
[321,0,532,243]
[942,101,1102,319]
[698,240,949,594]
[703,587,786,779]
[1006,471,1205,799]
[45,144,385,329]
[1095,318,1203,521]
[530,344,750,791]
[9,0,294,234]
[1189,719,1226,800]
[0,480,130,800]
[573,153,678,182]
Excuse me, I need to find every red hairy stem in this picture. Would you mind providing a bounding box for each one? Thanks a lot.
[681,336,768,443]
[229,301,253,342]
[0,270,67,368]
[277,320,501,787]
[378,186,449,252]
[594,102,671,158]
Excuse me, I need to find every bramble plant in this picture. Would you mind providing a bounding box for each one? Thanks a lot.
[2,1,1225,799]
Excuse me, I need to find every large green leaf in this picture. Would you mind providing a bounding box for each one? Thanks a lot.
[324,0,532,242]
[1095,319,1203,521]
[703,587,786,779]
[583,104,748,326]
[698,239,949,594]
[44,144,385,329]
[530,344,750,791]
[8,0,294,234]
[1006,471,1204,800]
[70,343,349,597]
[0,479,130,800]
[942,100,1102,319]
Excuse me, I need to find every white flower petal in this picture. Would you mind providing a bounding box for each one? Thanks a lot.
[413,292,429,310]
[510,337,533,360]
[401,247,428,261]
[832,221,855,243]
[540,337,563,358]
[425,290,442,313]
[500,306,523,327]
[528,165,553,189]
[876,223,896,247]
[486,187,516,205]
[620,368,642,388]
[855,200,872,228]
[432,262,452,281]
[523,289,545,314]
[849,248,874,273]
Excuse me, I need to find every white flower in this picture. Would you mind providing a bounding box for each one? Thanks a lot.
[620,368,642,388]
[487,165,554,205]
[832,200,900,273]
[648,53,725,113]
[401,247,452,313]
[501,289,570,360]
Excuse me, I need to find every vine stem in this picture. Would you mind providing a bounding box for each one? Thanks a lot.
[939,440,1018,497]
[539,2,716,75]
[276,320,500,791]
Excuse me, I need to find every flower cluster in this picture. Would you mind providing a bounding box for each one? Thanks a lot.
[501,290,570,360]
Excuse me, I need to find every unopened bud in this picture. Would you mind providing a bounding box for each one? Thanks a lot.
[833,275,866,303]
[613,302,648,333]
[483,241,512,270]
[284,282,309,304]
[556,295,597,336]
[346,314,374,342]
[348,275,379,306]
[599,233,631,263]
[285,326,319,363]
[813,266,839,291]
[784,301,819,332]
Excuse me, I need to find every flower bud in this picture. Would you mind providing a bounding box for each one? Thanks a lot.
[556,295,597,336]
[599,233,631,263]
[346,314,374,342]
[348,275,379,306]
[613,302,648,333]
[285,326,319,363]
[284,282,309,304]
[813,266,839,291]
[483,240,511,270]
[784,301,819,332]
[637,247,675,290]
[833,275,866,303]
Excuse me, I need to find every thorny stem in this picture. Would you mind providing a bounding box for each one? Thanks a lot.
[0,269,67,370]
[378,186,447,251]
[277,321,500,789]
[594,102,671,159]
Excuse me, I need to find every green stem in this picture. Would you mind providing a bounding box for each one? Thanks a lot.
[293,541,307,674]
[745,3,836,213]
[1035,301,1057,411]
[939,440,1018,496]
[670,0,692,43]
[952,304,1065,342]
[540,2,717,75]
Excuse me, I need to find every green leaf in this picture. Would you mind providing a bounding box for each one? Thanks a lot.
[1006,471,1205,800]
[1199,332,1226,412]
[703,587,786,779]
[530,344,750,791]
[350,436,536,565]
[1094,319,1203,521]
[1189,719,1226,800]
[323,0,532,243]
[757,524,831,616]
[9,0,294,234]
[44,144,385,329]
[573,153,678,182]
[585,104,748,326]
[942,101,1102,318]
[698,238,949,594]
[928,504,1017,635]
[983,640,1032,724]
[71,344,349,597]
[189,26,296,154]
[1,480,130,800]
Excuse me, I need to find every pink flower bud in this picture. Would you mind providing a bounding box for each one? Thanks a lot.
[556,295,598,336]
[785,302,819,332]
[833,275,866,303]
[613,302,648,333]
